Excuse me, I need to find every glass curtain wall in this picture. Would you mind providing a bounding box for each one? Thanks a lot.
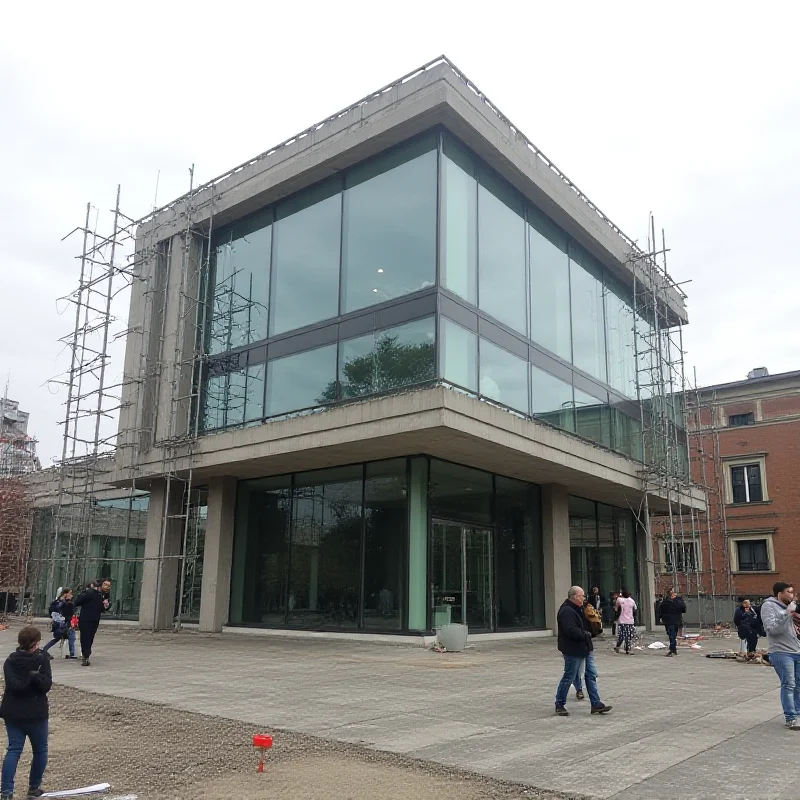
[568,496,639,626]
[230,458,545,632]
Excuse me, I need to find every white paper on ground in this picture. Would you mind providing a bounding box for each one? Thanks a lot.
[41,784,111,797]
[647,641,667,649]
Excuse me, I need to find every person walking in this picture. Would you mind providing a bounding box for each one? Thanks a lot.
[554,586,612,717]
[734,599,760,656]
[0,626,52,799]
[74,581,108,667]
[613,589,637,654]
[588,587,602,612]
[609,591,620,637]
[659,588,686,657]
[41,589,77,661]
[761,582,800,730]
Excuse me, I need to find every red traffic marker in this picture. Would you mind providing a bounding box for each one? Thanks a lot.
[253,734,273,772]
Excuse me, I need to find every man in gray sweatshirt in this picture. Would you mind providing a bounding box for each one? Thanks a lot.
[761,581,800,730]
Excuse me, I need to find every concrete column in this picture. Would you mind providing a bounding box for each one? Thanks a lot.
[199,476,237,633]
[541,483,572,632]
[139,479,183,630]
[637,504,656,630]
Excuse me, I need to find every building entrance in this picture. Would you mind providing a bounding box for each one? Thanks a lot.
[431,520,493,631]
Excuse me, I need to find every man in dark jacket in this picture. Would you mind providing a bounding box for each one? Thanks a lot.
[659,588,686,656]
[554,586,612,717]
[0,625,52,799]
[74,581,109,667]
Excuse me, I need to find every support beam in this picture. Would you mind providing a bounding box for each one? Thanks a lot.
[139,479,183,630]
[637,504,657,631]
[541,483,572,633]
[199,476,237,633]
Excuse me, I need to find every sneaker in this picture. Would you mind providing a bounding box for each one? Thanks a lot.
[28,788,45,798]
[65,655,77,660]
[665,652,674,657]
[591,704,613,715]
[554,705,569,716]
[81,658,90,667]
[785,719,800,730]
[575,690,585,700]
[613,646,620,653]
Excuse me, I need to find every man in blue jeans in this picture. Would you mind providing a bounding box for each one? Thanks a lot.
[554,586,612,717]
[761,581,800,730]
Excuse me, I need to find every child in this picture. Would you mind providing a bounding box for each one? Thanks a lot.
[42,588,77,660]
[0,626,52,799]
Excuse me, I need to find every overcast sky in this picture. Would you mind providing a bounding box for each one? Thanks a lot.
[2,2,799,466]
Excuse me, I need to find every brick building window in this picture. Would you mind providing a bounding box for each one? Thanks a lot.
[729,531,775,573]
[728,412,754,427]
[731,464,763,503]
[736,540,770,571]
[664,541,699,573]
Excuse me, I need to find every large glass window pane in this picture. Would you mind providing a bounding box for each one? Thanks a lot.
[479,338,529,414]
[569,496,597,608]
[339,317,435,400]
[342,137,437,313]
[574,388,612,448]
[531,366,575,432]
[243,363,265,422]
[529,209,571,361]
[496,477,544,629]
[613,409,643,461]
[266,344,336,416]
[441,137,477,304]
[364,460,407,630]
[478,172,526,333]
[201,374,227,431]
[440,318,477,392]
[207,210,271,355]
[230,477,291,626]
[570,245,607,381]
[604,276,637,397]
[270,181,341,335]
[429,459,492,525]
[289,467,363,629]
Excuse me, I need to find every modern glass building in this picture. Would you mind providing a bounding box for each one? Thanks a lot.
[113,58,703,637]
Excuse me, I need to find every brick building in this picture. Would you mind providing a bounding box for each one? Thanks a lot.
[654,368,800,621]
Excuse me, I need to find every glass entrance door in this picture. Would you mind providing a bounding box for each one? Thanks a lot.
[431,521,493,631]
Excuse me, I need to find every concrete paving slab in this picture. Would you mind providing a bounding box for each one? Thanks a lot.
[17,627,791,798]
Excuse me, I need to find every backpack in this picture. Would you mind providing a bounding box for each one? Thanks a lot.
[584,603,603,636]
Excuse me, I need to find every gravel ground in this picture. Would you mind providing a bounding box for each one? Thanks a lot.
[2,684,584,800]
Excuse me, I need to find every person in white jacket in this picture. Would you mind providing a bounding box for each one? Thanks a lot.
[760,581,800,730]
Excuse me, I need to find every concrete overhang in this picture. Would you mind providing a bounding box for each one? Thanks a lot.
[110,387,706,515]
[136,57,687,326]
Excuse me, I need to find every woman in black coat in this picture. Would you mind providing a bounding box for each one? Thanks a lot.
[734,598,760,655]
[0,625,52,799]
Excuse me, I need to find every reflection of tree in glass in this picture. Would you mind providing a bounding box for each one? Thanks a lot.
[318,336,434,403]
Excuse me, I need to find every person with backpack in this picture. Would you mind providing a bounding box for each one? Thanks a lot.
[613,589,637,654]
[0,625,52,799]
[41,589,77,661]
[74,581,109,667]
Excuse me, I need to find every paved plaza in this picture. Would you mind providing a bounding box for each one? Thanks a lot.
[18,626,794,799]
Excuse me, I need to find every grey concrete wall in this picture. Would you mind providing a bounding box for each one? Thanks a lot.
[139,479,183,630]
[541,484,572,632]
[637,511,657,630]
[199,476,237,633]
